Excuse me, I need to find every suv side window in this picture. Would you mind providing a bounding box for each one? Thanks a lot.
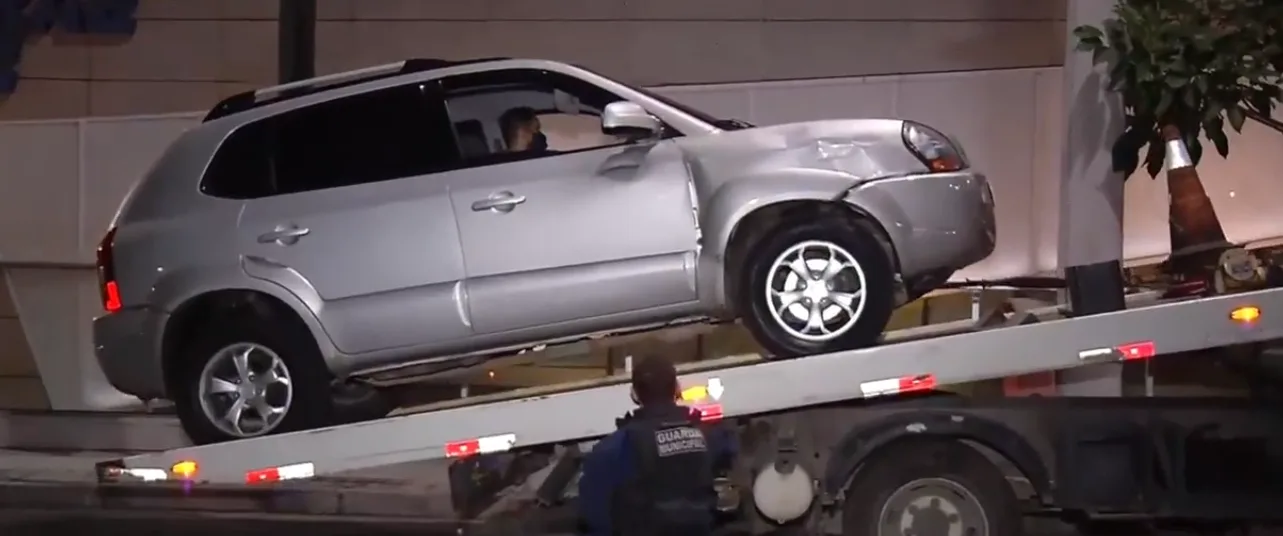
[438,68,644,166]
[202,83,459,199]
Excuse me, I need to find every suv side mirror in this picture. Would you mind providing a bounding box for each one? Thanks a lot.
[602,101,662,139]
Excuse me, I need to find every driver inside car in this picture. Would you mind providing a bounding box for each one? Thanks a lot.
[499,106,549,153]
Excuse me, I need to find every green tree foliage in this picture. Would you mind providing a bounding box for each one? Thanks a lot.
[1074,0,1283,179]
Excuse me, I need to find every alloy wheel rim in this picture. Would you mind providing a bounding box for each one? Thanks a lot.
[764,240,868,342]
[197,342,293,438]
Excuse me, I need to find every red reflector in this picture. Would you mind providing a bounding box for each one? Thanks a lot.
[898,374,937,392]
[444,434,517,458]
[245,467,280,484]
[1116,341,1156,360]
[445,439,481,458]
[695,403,723,422]
[103,281,122,313]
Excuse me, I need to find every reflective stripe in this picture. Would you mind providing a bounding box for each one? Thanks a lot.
[859,375,936,397]
[1116,341,1156,360]
[246,462,314,484]
[695,403,723,422]
[445,433,517,457]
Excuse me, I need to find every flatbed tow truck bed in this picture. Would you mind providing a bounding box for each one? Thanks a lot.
[94,287,1283,535]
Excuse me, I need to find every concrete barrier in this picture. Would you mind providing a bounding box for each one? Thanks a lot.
[0,410,188,451]
[0,446,463,520]
[0,479,453,520]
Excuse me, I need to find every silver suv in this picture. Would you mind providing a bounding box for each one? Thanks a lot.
[92,58,996,444]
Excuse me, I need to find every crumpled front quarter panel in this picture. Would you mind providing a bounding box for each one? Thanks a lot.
[683,119,926,257]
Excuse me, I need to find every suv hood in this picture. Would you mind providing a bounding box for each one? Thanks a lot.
[674,119,930,191]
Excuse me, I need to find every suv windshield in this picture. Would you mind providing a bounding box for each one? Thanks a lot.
[575,66,754,131]
[630,85,756,131]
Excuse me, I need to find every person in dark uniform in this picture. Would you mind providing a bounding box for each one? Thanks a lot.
[578,353,734,536]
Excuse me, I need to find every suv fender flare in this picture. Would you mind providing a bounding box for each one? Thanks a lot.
[152,264,341,368]
[696,169,860,308]
[819,410,1052,504]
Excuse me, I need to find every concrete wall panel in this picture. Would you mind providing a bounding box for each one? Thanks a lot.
[0,0,1064,120]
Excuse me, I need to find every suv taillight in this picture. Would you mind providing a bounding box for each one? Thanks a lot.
[97,227,121,313]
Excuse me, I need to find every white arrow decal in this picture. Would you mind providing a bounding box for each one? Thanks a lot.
[707,378,723,401]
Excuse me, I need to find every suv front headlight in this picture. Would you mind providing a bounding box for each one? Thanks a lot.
[901,121,967,173]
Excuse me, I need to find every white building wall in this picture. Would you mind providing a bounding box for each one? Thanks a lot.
[0,0,1065,120]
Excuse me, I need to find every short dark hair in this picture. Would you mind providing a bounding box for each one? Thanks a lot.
[499,106,538,146]
[631,353,678,406]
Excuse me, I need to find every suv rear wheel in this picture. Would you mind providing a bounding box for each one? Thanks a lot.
[739,216,896,358]
[173,316,336,445]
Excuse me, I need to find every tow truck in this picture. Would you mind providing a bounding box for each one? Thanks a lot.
[88,256,1283,536]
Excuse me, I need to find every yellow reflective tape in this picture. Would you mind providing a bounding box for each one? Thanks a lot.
[680,385,708,402]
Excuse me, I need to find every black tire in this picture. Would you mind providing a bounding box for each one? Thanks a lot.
[173,315,336,445]
[333,381,394,425]
[738,216,896,358]
[843,439,1023,536]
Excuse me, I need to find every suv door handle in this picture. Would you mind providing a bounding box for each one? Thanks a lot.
[471,191,526,213]
[258,225,310,245]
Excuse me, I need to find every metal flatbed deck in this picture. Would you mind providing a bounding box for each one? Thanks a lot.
[97,287,1283,485]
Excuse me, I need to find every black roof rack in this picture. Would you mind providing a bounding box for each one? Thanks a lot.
[202,57,512,123]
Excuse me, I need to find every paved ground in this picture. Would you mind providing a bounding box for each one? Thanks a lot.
[0,510,467,536]
[0,446,574,535]
[0,448,461,518]
[0,448,122,481]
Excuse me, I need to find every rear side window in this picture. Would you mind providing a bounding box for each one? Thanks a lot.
[201,83,460,199]
[202,122,270,199]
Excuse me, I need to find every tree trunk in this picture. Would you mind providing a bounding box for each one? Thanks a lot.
[1162,124,1231,277]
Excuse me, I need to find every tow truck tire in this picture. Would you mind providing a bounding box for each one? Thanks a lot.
[739,216,896,358]
[173,316,336,445]
[842,439,1023,536]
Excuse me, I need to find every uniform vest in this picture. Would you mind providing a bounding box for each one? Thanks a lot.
[612,404,715,536]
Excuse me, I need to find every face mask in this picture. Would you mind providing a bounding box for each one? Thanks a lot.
[529,132,548,151]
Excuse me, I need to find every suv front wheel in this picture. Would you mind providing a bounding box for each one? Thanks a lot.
[739,217,896,359]
[173,317,336,445]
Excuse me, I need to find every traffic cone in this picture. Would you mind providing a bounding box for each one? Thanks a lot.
[1161,125,1232,278]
